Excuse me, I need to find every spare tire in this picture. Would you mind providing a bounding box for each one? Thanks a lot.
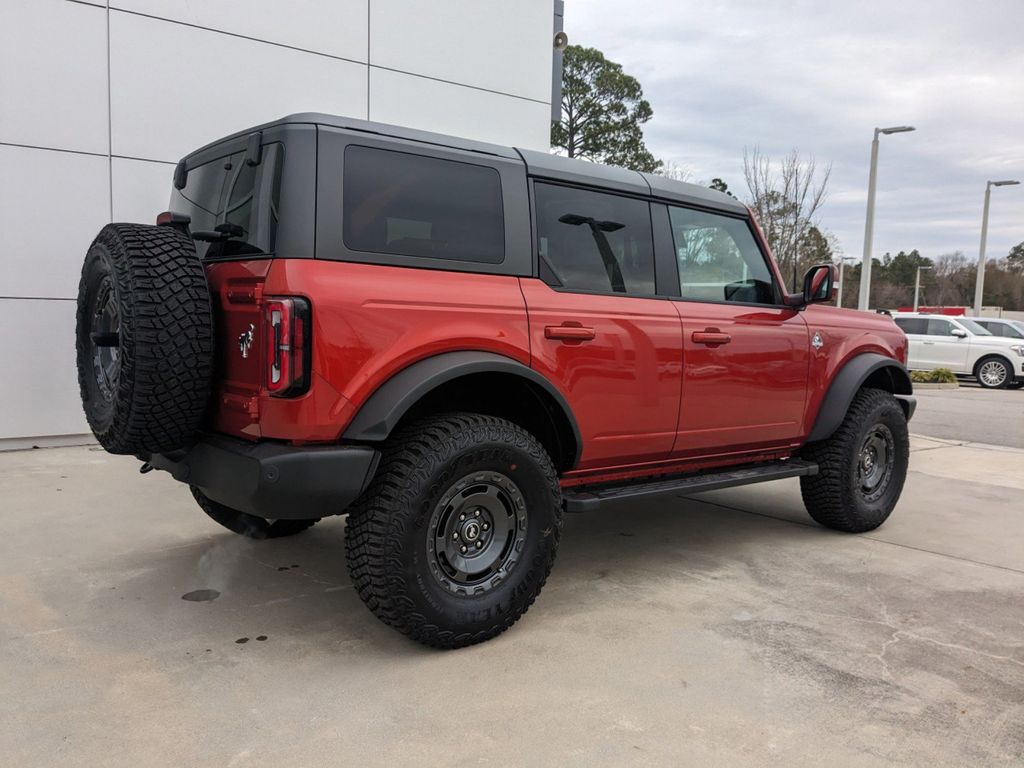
[75,223,214,455]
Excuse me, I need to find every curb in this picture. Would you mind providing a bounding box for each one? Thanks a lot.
[912,383,960,390]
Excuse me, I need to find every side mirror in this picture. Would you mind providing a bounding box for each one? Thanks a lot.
[802,264,837,305]
[951,328,968,338]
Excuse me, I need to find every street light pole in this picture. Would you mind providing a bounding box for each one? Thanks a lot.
[913,265,932,312]
[973,179,1020,316]
[858,125,916,311]
[837,256,856,308]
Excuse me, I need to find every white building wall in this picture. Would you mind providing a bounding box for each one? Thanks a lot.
[0,0,554,447]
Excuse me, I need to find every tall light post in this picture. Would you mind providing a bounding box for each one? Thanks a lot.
[973,179,1020,316]
[913,264,932,311]
[858,125,916,310]
[836,256,856,308]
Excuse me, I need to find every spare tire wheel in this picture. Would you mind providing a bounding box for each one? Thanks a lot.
[75,223,214,455]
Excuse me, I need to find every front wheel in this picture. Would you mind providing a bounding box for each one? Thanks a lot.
[975,356,1012,389]
[345,413,562,649]
[800,388,909,532]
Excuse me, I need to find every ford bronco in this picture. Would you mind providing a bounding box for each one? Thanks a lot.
[76,114,915,648]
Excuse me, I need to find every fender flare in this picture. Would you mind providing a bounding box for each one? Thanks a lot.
[806,353,913,443]
[342,350,583,466]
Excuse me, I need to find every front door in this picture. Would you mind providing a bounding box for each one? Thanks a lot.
[921,317,971,371]
[523,182,682,470]
[664,205,809,456]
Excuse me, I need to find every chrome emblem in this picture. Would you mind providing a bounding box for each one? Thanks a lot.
[811,331,824,350]
[238,323,255,359]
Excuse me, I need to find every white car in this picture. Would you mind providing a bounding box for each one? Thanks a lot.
[974,317,1024,340]
[892,313,1024,389]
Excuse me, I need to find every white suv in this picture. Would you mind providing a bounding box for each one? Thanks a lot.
[893,313,1024,389]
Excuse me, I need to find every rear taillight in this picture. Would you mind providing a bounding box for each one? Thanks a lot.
[264,297,311,397]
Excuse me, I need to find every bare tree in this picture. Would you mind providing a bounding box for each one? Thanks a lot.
[655,161,691,183]
[743,147,831,289]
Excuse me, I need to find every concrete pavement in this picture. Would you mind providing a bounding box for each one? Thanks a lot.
[1,436,1022,767]
[912,386,1024,449]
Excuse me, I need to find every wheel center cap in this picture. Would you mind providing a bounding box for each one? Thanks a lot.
[461,520,481,542]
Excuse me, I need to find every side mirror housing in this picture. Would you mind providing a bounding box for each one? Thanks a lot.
[951,328,968,338]
[802,264,837,305]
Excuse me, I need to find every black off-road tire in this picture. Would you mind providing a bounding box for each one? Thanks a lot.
[800,388,909,533]
[345,413,562,649]
[190,487,320,539]
[974,356,1012,389]
[76,223,213,455]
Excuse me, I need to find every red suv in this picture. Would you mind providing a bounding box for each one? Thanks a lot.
[76,113,915,648]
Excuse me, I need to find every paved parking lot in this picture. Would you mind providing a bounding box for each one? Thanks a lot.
[2,428,1023,766]
[912,385,1024,449]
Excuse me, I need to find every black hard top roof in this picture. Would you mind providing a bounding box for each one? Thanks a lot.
[188,112,747,215]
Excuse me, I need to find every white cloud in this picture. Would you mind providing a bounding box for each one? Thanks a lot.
[565,0,1024,261]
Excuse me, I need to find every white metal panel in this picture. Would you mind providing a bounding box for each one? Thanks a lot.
[112,158,175,225]
[0,298,89,439]
[109,10,369,162]
[111,0,368,62]
[369,68,550,151]
[370,0,553,104]
[0,145,110,299]
[0,0,109,155]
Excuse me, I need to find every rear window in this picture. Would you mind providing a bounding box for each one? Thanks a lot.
[172,143,283,258]
[342,145,504,264]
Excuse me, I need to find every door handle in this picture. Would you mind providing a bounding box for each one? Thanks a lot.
[545,323,596,342]
[922,341,935,345]
[692,329,732,345]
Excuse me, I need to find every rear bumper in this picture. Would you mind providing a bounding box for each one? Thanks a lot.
[149,436,380,519]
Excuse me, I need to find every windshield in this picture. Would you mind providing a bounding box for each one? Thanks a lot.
[958,318,992,335]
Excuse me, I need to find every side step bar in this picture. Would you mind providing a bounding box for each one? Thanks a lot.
[562,459,818,513]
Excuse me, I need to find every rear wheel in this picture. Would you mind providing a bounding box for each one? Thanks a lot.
[191,487,319,539]
[345,413,562,649]
[975,356,1012,389]
[800,388,909,532]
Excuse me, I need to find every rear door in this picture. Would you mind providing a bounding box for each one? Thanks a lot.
[922,318,970,371]
[522,182,681,469]
[663,204,809,456]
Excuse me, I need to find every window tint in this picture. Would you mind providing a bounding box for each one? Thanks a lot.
[343,145,504,264]
[534,183,655,294]
[894,317,927,335]
[173,143,282,258]
[668,206,775,304]
[926,319,954,336]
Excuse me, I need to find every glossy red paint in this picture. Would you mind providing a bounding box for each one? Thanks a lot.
[202,253,907,486]
[800,304,906,431]
[671,301,808,456]
[519,278,681,469]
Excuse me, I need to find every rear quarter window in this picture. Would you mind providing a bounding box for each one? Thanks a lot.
[342,145,505,264]
[894,317,927,334]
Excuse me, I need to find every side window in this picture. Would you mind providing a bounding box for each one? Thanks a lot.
[926,319,954,336]
[894,317,927,335]
[534,183,655,295]
[343,145,504,264]
[668,206,775,304]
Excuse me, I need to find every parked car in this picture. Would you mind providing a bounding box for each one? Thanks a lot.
[893,312,1024,388]
[974,317,1024,339]
[75,113,915,648]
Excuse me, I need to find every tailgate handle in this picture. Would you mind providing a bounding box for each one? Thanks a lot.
[545,323,596,342]
[692,329,732,345]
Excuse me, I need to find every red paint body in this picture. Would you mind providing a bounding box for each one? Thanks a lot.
[202,256,907,487]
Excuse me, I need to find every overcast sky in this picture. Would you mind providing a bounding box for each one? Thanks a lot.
[565,0,1024,264]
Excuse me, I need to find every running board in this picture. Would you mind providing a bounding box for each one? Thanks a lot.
[562,459,818,513]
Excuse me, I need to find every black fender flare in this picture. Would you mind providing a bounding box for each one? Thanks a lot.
[806,353,914,443]
[342,350,583,466]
